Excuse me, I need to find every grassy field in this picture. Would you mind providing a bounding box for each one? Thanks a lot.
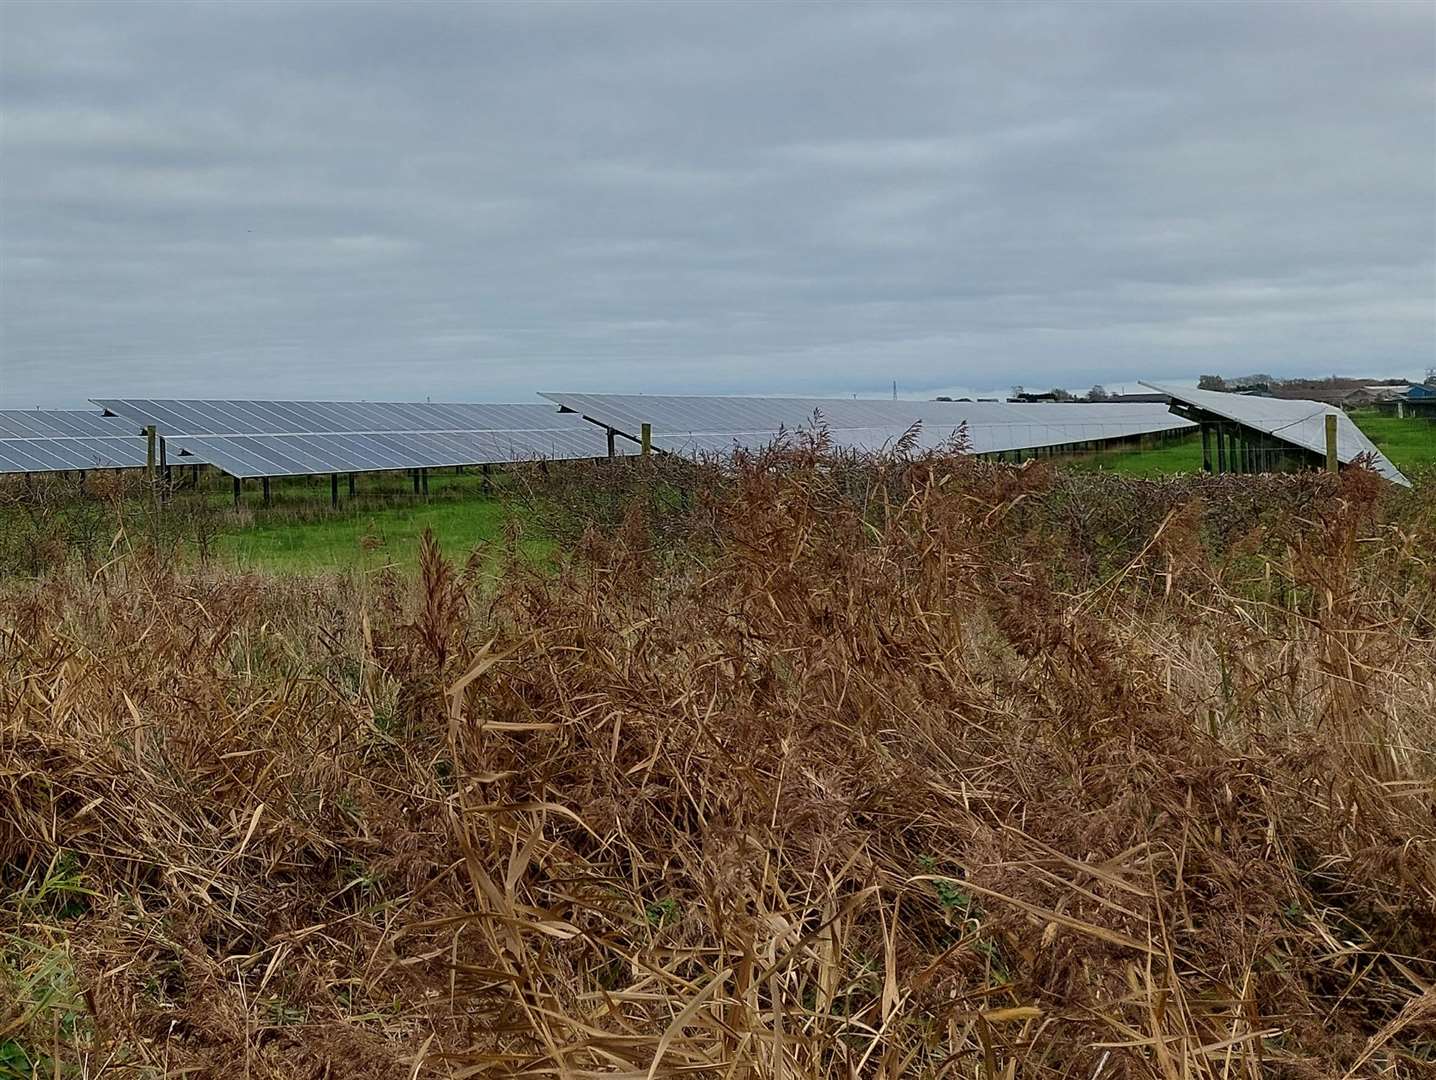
[195,469,544,572]
[3,458,1433,1077]
[215,489,533,571]
[1349,411,1436,469]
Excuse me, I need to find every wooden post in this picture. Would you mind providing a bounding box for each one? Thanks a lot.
[607,428,616,458]
[262,477,272,507]
[331,473,339,508]
[1325,413,1338,473]
[641,422,652,456]
[145,425,157,502]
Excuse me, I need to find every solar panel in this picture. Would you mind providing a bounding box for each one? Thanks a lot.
[1140,383,1409,486]
[93,399,620,478]
[0,410,206,475]
[540,393,1194,457]
[93,399,596,437]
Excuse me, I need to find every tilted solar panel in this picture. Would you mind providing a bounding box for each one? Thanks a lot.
[1140,383,1409,486]
[92,399,619,478]
[540,393,1193,457]
[0,410,207,475]
[93,399,594,437]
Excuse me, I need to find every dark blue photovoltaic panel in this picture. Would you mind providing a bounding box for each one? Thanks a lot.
[0,410,208,475]
[92,399,619,478]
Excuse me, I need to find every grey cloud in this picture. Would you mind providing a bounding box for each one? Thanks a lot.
[1,0,1432,407]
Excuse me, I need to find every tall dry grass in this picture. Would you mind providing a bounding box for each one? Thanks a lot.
[1,452,1433,1078]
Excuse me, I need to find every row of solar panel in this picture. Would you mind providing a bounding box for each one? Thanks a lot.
[172,429,629,478]
[0,410,144,439]
[4,389,1400,485]
[544,391,1406,484]
[1141,382,1408,485]
[0,395,1195,479]
[0,435,195,475]
[544,393,1198,457]
[0,402,615,478]
[650,421,1188,458]
[89,398,584,437]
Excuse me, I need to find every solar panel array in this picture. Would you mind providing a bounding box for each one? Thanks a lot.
[1140,383,1409,486]
[539,393,1195,457]
[93,399,620,479]
[0,410,204,474]
[2,390,1410,485]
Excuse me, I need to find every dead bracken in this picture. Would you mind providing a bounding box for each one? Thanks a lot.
[1,449,1434,1078]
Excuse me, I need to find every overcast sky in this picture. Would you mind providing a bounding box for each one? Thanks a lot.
[1,1,1433,408]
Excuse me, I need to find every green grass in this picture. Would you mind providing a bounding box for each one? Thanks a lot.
[1347,412,1436,470]
[208,470,548,572]
[1080,435,1204,477]
[215,495,544,573]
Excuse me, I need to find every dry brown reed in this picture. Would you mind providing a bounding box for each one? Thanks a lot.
[1,452,1433,1078]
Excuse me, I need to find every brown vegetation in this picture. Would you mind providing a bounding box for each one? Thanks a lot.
[2,452,1434,1077]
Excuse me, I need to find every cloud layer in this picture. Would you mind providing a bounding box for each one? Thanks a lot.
[2,1,1432,407]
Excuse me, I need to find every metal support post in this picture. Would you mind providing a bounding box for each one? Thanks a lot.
[331,473,339,508]
[233,476,242,508]
[262,477,272,507]
[1325,413,1338,473]
[607,428,616,458]
[348,473,356,497]
[421,469,429,496]
[482,463,492,494]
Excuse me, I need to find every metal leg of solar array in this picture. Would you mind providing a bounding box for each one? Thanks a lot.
[412,469,420,495]
[482,464,491,495]
[607,428,616,458]
[1201,424,1212,473]
[262,477,272,508]
[233,476,242,508]
[331,473,339,508]
[348,473,356,498]
[421,469,429,497]
[159,437,169,503]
